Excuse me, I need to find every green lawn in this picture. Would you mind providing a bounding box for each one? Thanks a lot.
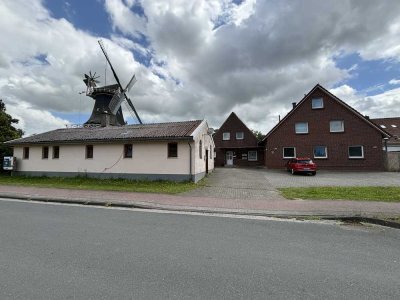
[0,175,199,194]
[279,186,400,202]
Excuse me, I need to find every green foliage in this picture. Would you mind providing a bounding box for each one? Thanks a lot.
[279,186,400,202]
[0,175,197,194]
[0,99,24,163]
[251,130,264,142]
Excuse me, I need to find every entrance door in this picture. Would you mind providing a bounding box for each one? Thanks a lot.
[226,151,233,166]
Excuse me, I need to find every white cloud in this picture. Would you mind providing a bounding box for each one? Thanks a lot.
[389,79,400,85]
[1,0,400,137]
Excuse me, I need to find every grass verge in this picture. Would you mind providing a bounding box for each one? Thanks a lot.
[0,175,199,194]
[278,186,400,202]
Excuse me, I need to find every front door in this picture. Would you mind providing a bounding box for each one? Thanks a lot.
[226,151,233,166]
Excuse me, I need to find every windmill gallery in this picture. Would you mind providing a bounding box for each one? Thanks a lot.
[5,41,215,182]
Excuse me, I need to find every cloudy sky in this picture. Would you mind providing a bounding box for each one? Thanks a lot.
[1,0,400,136]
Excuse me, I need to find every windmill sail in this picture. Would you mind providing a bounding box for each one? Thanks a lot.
[98,39,142,124]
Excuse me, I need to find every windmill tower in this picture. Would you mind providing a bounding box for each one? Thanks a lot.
[83,40,142,126]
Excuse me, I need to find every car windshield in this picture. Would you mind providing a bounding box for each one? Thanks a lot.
[297,159,312,164]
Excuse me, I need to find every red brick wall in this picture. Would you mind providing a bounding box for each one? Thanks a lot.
[265,89,385,170]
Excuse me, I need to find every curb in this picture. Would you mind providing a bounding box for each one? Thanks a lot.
[1,193,399,229]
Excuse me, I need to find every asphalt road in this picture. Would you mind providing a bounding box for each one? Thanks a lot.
[0,199,399,299]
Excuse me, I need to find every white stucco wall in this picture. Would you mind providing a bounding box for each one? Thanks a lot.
[13,141,191,176]
[11,121,215,182]
[191,120,215,176]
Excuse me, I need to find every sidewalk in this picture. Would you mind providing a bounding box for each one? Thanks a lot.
[1,185,400,219]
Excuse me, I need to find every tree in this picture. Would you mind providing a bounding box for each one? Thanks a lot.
[251,130,264,142]
[0,100,24,165]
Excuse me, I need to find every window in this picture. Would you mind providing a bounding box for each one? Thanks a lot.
[23,147,29,159]
[168,143,178,158]
[236,132,244,140]
[380,124,386,128]
[313,146,327,158]
[222,132,230,140]
[124,144,132,158]
[53,146,59,159]
[312,97,324,109]
[349,146,364,158]
[242,153,248,160]
[42,146,49,159]
[330,120,344,132]
[199,140,203,158]
[391,124,397,128]
[283,147,296,158]
[86,145,93,159]
[248,151,257,161]
[199,140,202,159]
[295,122,308,134]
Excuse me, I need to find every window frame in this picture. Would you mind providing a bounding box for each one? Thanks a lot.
[348,145,364,159]
[295,122,309,134]
[86,145,93,159]
[312,97,324,109]
[168,142,178,158]
[199,140,203,159]
[236,132,244,140]
[313,146,328,159]
[330,120,344,133]
[283,147,296,159]
[124,144,133,158]
[222,132,230,140]
[248,150,258,161]
[42,146,49,159]
[53,146,60,159]
[23,147,29,159]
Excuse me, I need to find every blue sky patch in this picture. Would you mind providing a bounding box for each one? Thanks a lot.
[334,52,400,96]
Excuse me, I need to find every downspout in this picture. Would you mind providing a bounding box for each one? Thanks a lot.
[188,142,193,182]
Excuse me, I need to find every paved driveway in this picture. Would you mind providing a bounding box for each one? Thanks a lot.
[182,168,285,200]
[182,167,400,200]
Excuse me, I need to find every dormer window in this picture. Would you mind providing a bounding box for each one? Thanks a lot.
[312,97,323,109]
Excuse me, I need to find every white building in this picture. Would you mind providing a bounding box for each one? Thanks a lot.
[6,120,214,182]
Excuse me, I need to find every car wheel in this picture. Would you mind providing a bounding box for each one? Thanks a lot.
[291,169,295,175]
[311,171,316,176]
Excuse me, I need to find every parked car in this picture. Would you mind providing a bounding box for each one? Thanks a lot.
[286,158,317,175]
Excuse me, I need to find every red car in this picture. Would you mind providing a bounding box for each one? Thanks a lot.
[286,158,317,175]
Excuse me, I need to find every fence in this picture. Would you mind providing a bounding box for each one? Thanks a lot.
[384,152,400,171]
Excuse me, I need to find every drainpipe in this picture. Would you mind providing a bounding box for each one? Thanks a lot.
[188,142,193,182]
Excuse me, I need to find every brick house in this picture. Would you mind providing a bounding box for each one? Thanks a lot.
[262,84,390,170]
[214,112,264,167]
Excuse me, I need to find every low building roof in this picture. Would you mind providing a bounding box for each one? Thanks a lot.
[371,117,400,145]
[5,120,203,145]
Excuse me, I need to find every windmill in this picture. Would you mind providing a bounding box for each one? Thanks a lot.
[83,40,142,126]
[98,39,142,124]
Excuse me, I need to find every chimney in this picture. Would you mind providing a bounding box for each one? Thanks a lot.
[292,102,297,109]
[365,115,370,120]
